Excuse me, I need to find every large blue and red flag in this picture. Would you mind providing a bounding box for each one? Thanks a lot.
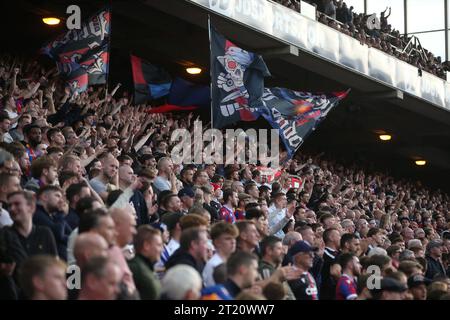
[210,25,270,128]
[145,77,210,113]
[41,8,111,93]
[258,87,350,158]
[130,54,172,104]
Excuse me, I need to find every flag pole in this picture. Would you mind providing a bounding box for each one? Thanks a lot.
[208,15,213,130]
[105,3,113,100]
[207,15,216,165]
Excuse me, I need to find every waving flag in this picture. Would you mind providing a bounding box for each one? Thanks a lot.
[210,25,270,128]
[130,55,171,104]
[41,8,111,92]
[259,88,350,158]
[168,77,210,109]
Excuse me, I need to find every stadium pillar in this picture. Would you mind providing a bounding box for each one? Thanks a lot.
[404,0,408,37]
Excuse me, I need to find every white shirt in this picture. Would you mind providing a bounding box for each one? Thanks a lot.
[202,253,224,287]
[67,228,79,265]
[166,238,180,256]
[268,204,289,239]
[0,208,13,228]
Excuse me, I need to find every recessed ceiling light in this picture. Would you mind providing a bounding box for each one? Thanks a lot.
[42,17,61,25]
[415,160,426,166]
[379,134,392,141]
[186,67,202,75]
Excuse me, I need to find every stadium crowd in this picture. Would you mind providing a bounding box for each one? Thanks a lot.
[274,0,449,79]
[0,54,449,301]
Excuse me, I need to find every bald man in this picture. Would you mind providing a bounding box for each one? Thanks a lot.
[110,206,137,259]
[89,153,119,201]
[73,233,109,268]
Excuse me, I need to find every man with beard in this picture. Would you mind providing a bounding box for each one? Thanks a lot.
[223,251,259,298]
[165,227,209,275]
[46,128,66,149]
[118,164,149,226]
[219,189,238,224]
[33,186,72,260]
[335,253,361,300]
[259,235,284,279]
[340,233,361,255]
[127,226,163,299]
[22,124,42,162]
[89,153,119,201]
[24,156,58,192]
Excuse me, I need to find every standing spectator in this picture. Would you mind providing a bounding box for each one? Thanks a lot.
[219,189,238,224]
[78,256,122,300]
[18,255,67,300]
[118,165,150,226]
[128,225,163,299]
[165,227,209,275]
[223,251,259,298]
[161,265,203,300]
[425,240,446,280]
[335,253,361,300]
[153,157,176,194]
[65,182,92,230]
[320,227,341,300]
[89,153,119,201]
[236,220,260,254]
[33,186,71,260]
[22,124,42,162]
[0,172,21,227]
[1,191,57,281]
[24,156,58,192]
[287,240,319,300]
[268,192,294,239]
[0,111,13,143]
[203,222,238,287]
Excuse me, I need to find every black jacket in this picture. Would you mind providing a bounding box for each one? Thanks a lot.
[425,255,446,280]
[164,248,204,275]
[320,247,339,300]
[33,205,72,261]
[131,190,150,226]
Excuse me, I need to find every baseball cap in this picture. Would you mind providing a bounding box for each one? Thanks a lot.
[375,278,408,293]
[289,240,314,257]
[160,212,184,231]
[178,187,195,198]
[407,274,431,288]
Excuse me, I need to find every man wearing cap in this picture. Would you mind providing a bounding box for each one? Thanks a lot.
[425,240,446,279]
[287,240,319,300]
[408,274,428,300]
[178,187,195,215]
[370,277,407,300]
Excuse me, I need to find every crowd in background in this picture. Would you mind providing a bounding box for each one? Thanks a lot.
[0,54,449,300]
[274,0,449,79]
